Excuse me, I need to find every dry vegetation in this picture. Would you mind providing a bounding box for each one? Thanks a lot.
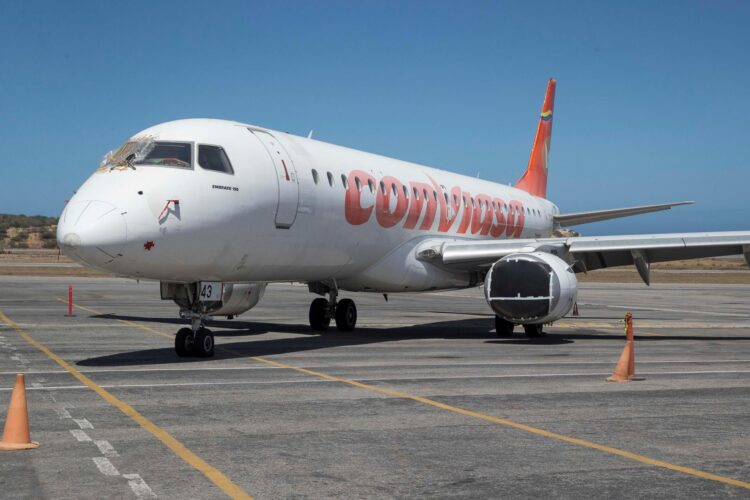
[0,214,58,250]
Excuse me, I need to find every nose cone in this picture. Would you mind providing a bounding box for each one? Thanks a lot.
[58,200,128,268]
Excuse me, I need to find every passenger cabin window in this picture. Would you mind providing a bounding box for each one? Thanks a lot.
[327,172,334,187]
[312,169,319,184]
[136,141,192,169]
[341,174,348,189]
[198,145,234,174]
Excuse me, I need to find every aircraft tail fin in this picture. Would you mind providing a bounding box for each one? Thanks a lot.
[515,78,555,199]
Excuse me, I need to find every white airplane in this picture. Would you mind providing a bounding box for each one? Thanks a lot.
[57,79,750,357]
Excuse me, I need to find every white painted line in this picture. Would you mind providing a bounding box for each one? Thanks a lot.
[92,457,120,476]
[1,370,748,393]
[70,429,92,442]
[74,418,93,429]
[0,358,747,378]
[14,323,139,329]
[54,407,71,419]
[581,303,750,318]
[94,440,119,458]
[123,473,157,498]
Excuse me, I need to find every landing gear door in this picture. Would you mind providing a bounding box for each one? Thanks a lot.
[249,129,299,228]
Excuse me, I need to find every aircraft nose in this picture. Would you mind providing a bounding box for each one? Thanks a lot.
[58,200,128,267]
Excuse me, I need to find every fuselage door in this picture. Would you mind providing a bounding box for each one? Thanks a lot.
[249,129,299,228]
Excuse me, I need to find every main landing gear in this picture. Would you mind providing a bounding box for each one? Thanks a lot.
[308,281,357,331]
[494,316,545,338]
[175,315,215,358]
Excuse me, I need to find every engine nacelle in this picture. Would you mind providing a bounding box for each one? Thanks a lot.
[161,282,267,318]
[484,252,577,325]
[210,283,267,317]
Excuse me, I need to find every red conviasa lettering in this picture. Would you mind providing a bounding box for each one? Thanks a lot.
[506,200,525,238]
[344,170,376,225]
[471,194,495,235]
[456,191,473,234]
[403,181,437,230]
[490,197,507,237]
[375,176,408,228]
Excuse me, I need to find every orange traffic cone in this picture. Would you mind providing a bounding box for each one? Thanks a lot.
[0,374,39,450]
[572,302,579,316]
[607,313,636,382]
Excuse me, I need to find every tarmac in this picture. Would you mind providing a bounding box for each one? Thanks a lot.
[0,276,748,499]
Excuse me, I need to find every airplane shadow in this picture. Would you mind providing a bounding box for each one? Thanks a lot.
[76,314,750,367]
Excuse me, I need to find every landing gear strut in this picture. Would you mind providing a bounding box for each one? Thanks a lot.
[175,314,215,358]
[494,316,514,337]
[523,324,545,337]
[308,281,357,332]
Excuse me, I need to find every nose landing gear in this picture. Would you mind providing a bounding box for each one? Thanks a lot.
[307,281,357,332]
[174,315,215,358]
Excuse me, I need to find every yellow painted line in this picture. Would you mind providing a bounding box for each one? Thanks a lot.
[59,300,173,339]
[66,301,750,490]
[0,310,252,500]
[239,353,749,490]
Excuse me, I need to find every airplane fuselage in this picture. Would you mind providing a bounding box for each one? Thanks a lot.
[59,119,558,292]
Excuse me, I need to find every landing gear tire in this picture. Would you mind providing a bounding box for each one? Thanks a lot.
[309,298,331,331]
[335,299,357,331]
[495,316,514,337]
[175,328,195,357]
[523,324,545,337]
[193,328,215,358]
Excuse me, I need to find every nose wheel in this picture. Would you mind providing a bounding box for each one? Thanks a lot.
[175,326,215,358]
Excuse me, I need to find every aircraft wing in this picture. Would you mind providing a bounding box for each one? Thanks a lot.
[553,201,694,227]
[417,231,750,285]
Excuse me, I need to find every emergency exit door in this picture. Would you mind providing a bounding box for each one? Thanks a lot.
[250,129,299,228]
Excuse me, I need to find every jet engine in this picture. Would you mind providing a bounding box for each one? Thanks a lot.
[210,283,267,317]
[161,282,267,318]
[484,252,577,325]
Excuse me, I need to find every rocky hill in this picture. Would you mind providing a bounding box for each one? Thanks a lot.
[0,214,58,250]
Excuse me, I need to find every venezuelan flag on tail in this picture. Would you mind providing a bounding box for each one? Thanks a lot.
[515,79,555,199]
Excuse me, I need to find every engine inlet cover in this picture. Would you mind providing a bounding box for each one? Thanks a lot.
[484,252,577,325]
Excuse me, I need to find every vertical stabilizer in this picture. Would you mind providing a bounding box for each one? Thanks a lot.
[515,79,555,198]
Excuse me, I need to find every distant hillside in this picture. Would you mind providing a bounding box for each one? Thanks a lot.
[0,214,58,250]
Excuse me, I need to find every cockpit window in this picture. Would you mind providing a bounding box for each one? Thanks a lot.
[138,142,192,168]
[98,138,192,171]
[198,145,234,174]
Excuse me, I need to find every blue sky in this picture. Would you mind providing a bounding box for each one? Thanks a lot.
[1,1,747,234]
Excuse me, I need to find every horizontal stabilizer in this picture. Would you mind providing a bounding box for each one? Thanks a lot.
[554,201,693,227]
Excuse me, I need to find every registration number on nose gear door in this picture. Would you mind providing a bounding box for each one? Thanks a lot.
[198,282,223,302]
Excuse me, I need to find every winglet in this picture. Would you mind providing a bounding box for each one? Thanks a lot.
[515,79,555,199]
